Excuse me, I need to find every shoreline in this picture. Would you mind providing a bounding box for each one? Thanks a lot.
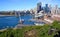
[0,25,36,31]
[0,28,7,32]
[0,15,14,16]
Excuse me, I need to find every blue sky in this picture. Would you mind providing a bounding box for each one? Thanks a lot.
[0,0,60,11]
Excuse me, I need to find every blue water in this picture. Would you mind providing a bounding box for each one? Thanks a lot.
[0,14,45,29]
[21,15,34,25]
[0,16,19,29]
[0,14,34,29]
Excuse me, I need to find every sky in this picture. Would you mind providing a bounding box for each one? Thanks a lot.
[0,0,60,11]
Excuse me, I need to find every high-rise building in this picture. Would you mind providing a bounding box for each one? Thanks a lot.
[58,8,60,14]
[51,5,60,21]
[49,5,51,13]
[51,5,59,15]
[44,4,50,14]
[37,2,42,13]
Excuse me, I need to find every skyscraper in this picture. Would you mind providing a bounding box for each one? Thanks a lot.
[37,2,42,13]
[51,5,59,15]
[49,5,51,13]
[55,5,58,14]
[44,4,50,14]
[45,4,49,13]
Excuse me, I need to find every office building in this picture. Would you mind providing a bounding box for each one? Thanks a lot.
[37,2,42,13]
[44,4,51,14]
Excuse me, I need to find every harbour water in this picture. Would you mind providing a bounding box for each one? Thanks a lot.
[0,14,34,29]
[0,14,45,29]
[0,16,19,29]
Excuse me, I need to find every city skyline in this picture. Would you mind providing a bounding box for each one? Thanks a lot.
[0,0,60,11]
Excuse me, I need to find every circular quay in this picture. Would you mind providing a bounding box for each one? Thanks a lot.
[0,0,60,37]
